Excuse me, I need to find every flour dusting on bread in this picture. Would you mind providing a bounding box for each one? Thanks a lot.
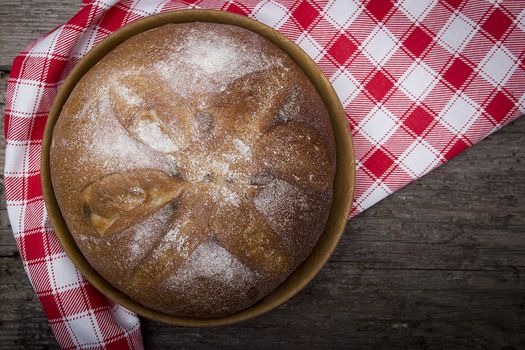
[155,26,280,97]
[50,22,335,318]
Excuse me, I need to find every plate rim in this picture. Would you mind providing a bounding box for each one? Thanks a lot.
[41,9,356,327]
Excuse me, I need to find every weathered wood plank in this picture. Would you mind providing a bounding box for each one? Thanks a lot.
[1,2,524,348]
[0,257,60,350]
[0,0,80,67]
[137,116,525,350]
[0,72,15,260]
[1,69,524,349]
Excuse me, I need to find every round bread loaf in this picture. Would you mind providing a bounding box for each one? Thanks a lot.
[50,22,336,318]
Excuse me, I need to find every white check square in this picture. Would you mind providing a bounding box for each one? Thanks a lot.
[517,9,525,32]
[399,0,437,22]
[132,0,170,15]
[113,305,141,331]
[71,27,97,58]
[4,145,27,173]
[331,70,359,106]
[399,61,438,101]
[7,203,25,236]
[439,93,480,134]
[67,314,103,347]
[400,140,439,178]
[30,28,62,56]
[359,105,399,145]
[479,45,517,86]
[49,254,82,291]
[325,0,361,29]
[438,13,476,53]
[253,1,289,29]
[97,0,119,8]
[363,25,398,67]
[519,92,525,114]
[358,182,392,210]
[297,33,323,61]
[12,83,41,115]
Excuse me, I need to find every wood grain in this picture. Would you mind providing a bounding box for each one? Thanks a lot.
[0,0,79,68]
[1,69,524,349]
[1,1,524,348]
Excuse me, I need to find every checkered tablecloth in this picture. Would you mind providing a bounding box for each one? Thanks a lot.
[4,0,524,348]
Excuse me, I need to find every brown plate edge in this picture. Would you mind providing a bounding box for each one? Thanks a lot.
[41,9,356,327]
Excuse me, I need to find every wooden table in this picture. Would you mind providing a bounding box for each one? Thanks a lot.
[1,2,524,349]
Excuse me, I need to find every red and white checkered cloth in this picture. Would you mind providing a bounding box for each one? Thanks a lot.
[4,0,524,348]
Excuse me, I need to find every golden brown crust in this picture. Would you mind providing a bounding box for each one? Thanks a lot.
[50,22,336,318]
[80,169,186,237]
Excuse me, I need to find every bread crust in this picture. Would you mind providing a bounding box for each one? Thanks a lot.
[50,22,336,318]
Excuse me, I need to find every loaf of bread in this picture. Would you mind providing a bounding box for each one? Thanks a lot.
[50,22,336,318]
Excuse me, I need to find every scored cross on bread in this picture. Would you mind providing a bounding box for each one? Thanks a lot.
[76,66,332,288]
[51,22,336,317]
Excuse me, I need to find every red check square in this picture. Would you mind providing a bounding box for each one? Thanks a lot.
[444,0,464,8]
[443,58,473,89]
[10,55,25,79]
[23,233,46,261]
[106,338,131,350]
[69,3,91,28]
[293,1,319,29]
[482,8,512,40]
[85,284,108,310]
[44,58,68,84]
[39,294,62,320]
[30,116,47,141]
[366,70,394,102]
[364,149,394,178]
[328,35,357,65]
[99,6,127,32]
[226,3,248,16]
[445,138,468,159]
[486,91,514,123]
[27,174,43,200]
[403,27,432,57]
[366,0,393,22]
[404,107,434,135]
